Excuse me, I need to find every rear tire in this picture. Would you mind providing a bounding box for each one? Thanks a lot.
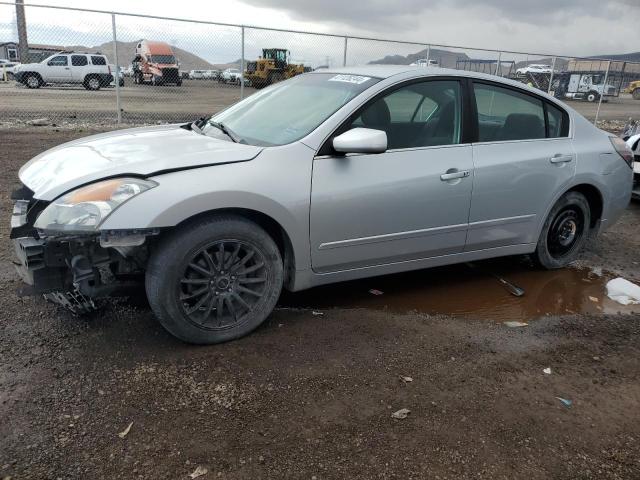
[146,215,284,344]
[84,75,101,91]
[533,192,591,269]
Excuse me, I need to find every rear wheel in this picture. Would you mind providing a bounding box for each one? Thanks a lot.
[533,192,591,269]
[24,73,41,89]
[146,215,284,344]
[84,75,101,91]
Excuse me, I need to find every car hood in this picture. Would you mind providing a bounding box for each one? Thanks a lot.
[19,124,263,200]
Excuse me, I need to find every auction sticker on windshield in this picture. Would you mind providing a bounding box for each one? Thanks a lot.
[328,74,372,84]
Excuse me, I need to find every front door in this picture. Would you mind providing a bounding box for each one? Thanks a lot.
[310,79,473,273]
[466,81,576,250]
[46,55,71,82]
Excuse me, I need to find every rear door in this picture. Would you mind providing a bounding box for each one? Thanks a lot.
[70,55,90,83]
[310,78,474,272]
[466,81,575,251]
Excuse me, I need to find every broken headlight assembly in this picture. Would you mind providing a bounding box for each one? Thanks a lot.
[34,177,157,232]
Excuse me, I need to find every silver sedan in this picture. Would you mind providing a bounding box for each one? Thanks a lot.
[12,66,634,344]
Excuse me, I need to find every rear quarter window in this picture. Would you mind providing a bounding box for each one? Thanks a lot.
[91,56,106,66]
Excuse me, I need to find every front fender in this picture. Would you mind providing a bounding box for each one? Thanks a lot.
[100,144,314,270]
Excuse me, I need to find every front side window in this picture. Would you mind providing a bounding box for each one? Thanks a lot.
[47,55,68,66]
[207,73,380,146]
[349,80,462,149]
[474,82,545,142]
[71,55,88,66]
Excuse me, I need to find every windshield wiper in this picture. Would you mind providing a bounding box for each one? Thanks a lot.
[207,121,242,143]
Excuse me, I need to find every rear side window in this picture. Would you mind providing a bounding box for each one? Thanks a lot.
[91,56,106,66]
[71,55,88,66]
[473,82,545,142]
[546,103,568,138]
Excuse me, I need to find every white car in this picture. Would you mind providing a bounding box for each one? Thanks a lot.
[220,68,242,83]
[14,53,114,90]
[0,58,20,78]
[189,69,208,79]
[516,64,553,75]
[410,59,438,67]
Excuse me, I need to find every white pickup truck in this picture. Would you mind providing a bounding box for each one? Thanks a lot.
[14,53,114,90]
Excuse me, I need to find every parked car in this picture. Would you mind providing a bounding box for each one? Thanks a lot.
[189,69,208,79]
[13,53,113,90]
[108,65,125,87]
[11,66,633,344]
[410,59,438,67]
[516,64,553,75]
[0,58,20,79]
[220,68,242,84]
[622,120,640,199]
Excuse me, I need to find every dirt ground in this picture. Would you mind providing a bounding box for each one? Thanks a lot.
[1,127,640,480]
[1,78,638,126]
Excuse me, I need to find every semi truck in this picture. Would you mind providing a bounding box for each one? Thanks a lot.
[551,72,618,102]
[132,40,181,86]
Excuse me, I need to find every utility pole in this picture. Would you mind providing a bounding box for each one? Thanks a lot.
[15,0,28,63]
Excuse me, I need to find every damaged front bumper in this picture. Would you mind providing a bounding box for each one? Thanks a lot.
[11,187,157,313]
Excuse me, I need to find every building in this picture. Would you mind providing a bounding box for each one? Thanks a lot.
[0,42,67,63]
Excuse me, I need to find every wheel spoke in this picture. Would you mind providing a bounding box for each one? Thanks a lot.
[224,296,237,320]
[181,278,209,285]
[230,291,251,312]
[237,276,266,284]
[236,262,264,276]
[216,243,225,270]
[203,250,217,273]
[201,295,216,322]
[225,243,241,269]
[186,291,212,315]
[188,262,212,277]
[230,250,255,272]
[180,286,208,301]
[215,296,224,325]
[236,284,262,298]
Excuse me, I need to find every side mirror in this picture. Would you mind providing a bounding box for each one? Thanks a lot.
[333,128,387,154]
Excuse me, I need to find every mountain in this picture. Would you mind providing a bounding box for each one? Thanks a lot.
[64,40,214,71]
[369,47,470,69]
[588,52,640,62]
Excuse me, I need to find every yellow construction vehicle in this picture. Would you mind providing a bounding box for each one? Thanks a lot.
[245,48,307,89]
[626,80,640,100]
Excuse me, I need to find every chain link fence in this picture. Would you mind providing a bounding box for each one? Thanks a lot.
[1,2,639,130]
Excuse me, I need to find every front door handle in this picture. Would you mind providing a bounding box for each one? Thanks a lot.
[440,169,470,181]
[550,154,573,164]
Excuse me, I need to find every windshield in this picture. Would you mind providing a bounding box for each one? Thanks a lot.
[205,73,380,146]
[150,55,176,64]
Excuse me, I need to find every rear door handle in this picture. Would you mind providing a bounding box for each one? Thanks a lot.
[440,170,470,181]
[550,154,573,164]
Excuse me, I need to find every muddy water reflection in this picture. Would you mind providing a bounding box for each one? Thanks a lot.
[280,259,638,321]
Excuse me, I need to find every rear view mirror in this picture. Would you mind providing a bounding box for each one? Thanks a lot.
[333,128,387,154]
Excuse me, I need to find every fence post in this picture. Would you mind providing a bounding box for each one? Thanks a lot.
[594,60,610,126]
[547,56,557,94]
[111,13,121,124]
[240,26,245,99]
[343,37,348,67]
[494,51,502,76]
[425,44,430,63]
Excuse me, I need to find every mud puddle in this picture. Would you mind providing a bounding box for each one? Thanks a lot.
[279,258,638,322]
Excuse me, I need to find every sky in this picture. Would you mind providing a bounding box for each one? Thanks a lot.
[1,0,638,66]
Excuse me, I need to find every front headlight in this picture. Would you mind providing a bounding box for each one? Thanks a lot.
[34,177,157,232]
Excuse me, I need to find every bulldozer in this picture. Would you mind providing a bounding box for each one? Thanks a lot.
[627,80,640,100]
[245,48,307,89]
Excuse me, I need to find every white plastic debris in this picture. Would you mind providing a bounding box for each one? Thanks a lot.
[543,368,552,375]
[605,278,640,305]
[400,376,413,383]
[311,311,324,316]
[391,408,410,419]
[503,321,528,328]
[117,421,133,439]
[188,466,208,478]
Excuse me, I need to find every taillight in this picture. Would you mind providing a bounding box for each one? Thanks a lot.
[609,137,634,168]
[108,65,112,75]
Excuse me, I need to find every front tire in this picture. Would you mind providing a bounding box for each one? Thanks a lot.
[533,192,591,269]
[24,73,42,89]
[146,215,284,344]
[586,90,599,102]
